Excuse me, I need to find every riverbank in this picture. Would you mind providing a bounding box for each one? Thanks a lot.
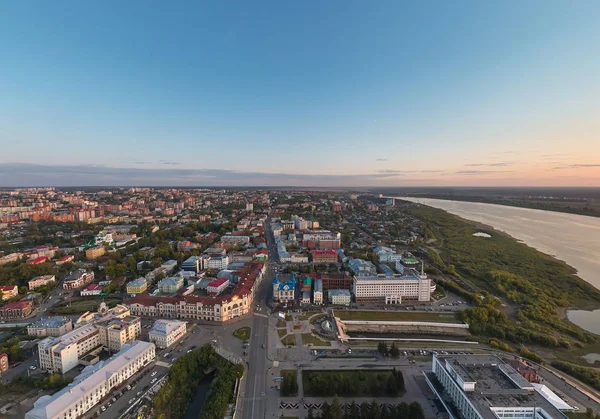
[401,200,600,368]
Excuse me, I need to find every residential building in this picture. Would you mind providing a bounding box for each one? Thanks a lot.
[0,300,33,319]
[289,254,309,264]
[55,255,74,265]
[220,235,250,247]
[28,317,73,337]
[328,289,351,306]
[63,269,95,290]
[313,279,323,305]
[353,269,435,304]
[26,341,155,419]
[207,278,229,296]
[161,259,178,273]
[38,324,101,373]
[85,246,106,260]
[33,246,58,259]
[0,353,8,373]
[0,252,23,265]
[96,316,142,352]
[206,255,229,270]
[272,274,296,303]
[374,245,402,263]
[80,284,102,297]
[0,285,18,300]
[28,275,56,290]
[158,276,185,294]
[126,278,148,295]
[311,249,338,264]
[27,256,48,265]
[246,203,254,211]
[426,354,568,419]
[181,255,202,274]
[148,319,186,349]
[301,291,311,304]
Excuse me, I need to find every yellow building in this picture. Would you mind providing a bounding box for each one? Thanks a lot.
[126,278,148,295]
[85,246,106,260]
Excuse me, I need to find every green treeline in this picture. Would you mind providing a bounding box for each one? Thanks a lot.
[281,370,299,396]
[309,397,425,419]
[153,344,244,419]
[0,374,73,395]
[551,360,600,391]
[411,205,600,349]
[304,369,405,397]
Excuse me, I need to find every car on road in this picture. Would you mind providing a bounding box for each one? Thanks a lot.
[129,398,136,405]
[126,385,132,390]
[261,344,265,349]
[29,366,37,370]
[151,378,157,384]
[151,371,157,377]
[137,391,142,396]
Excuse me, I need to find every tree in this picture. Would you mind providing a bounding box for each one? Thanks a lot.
[390,342,400,358]
[395,402,409,419]
[360,402,370,419]
[370,400,381,419]
[408,402,425,419]
[321,401,332,419]
[378,341,389,356]
[386,374,398,395]
[347,401,359,419]
[381,404,391,419]
[331,396,343,419]
[308,408,316,419]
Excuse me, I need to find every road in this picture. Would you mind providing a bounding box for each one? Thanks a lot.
[240,215,277,419]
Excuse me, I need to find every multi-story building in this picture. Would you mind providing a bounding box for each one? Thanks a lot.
[272,274,296,303]
[0,300,33,319]
[158,276,185,294]
[85,246,106,260]
[55,255,74,265]
[207,278,229,296]
[0,252,23,265]
[28,275,56,290]
[96,316,142,352]
[426,354,568,419]
[0,353,8,373]
[311,249,338,264]
[319,273,353,292]
[27,256,48,265]
[348,258,378,277]
[206,255,229,270]
[27,317,73,337]
[0,285,18,300]
[181,255,202,274]
[328,289,351,306]
[126,277,148,295]
[148,319,186,349]
[26,341,155,419]
[220,235,250,248]
[33,245,58,259]
[38,324,101,373]
[353,269,435,304]
[161,259,178,273]
[63,269,95,290]
[313,279,323,305]
[374,246,402,263]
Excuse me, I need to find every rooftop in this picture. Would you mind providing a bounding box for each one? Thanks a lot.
[25,341,154,419]
[29,316,70,329]
[149,319,185,337]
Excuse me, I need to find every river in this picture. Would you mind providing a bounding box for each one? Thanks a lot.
[399,197,600,334]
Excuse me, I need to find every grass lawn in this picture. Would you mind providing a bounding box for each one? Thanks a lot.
[564,413,589,419]
[334,310,460,323]
[232,327,251,341]
[279,369,298,397]
[309,314,328,324]
[301,334,331,346]
[51,297,121,314]
[277,319,286,328]
[298,311,320,321]
[278,329,287,338]
[282,335,296,346]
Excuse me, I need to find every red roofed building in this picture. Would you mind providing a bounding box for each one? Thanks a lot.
[80,283,103,297]
[27,256,48,265]
[0,300,33,319]
[207,278,229,297]
[311,249,338,264]
[0,285,18,301]
[55,254,75,265]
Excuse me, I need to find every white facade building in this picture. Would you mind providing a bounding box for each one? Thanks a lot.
[328,289,351,306]
[38,324,101,374]
[149,319,187,349]
[206,255,230,270]
[26,341,155,419]
[353,269,435,303]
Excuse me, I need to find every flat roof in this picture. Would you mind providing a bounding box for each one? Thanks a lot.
[29,316,70,329]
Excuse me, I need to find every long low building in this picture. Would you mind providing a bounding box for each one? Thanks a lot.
[27,317,73,337]
[25,341,155,419]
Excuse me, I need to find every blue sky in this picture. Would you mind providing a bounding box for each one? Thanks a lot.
[1,1,599,186]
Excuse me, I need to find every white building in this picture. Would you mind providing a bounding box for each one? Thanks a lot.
[148,319,187,349]
[353,269,435,304]
[206,255,229,270]
[426,354,568,419]
[26,341,155,419]
[246,203,254,211]
[374,246,402,263]
[328,289,351,306]
[313,279,323,305]
[38,324,101,374]
[158,276,185,294]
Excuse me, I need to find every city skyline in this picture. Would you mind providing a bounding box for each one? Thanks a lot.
[1,1,599,187]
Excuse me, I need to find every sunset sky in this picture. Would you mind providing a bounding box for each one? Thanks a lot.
[1,1,599,187]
